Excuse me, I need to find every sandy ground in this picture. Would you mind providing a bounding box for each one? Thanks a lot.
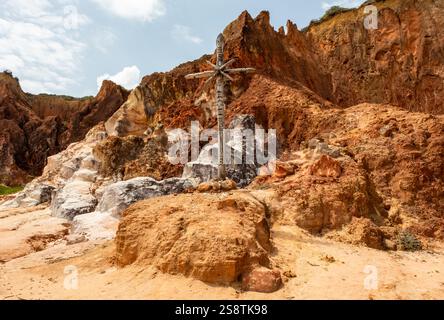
[1,206,443,300]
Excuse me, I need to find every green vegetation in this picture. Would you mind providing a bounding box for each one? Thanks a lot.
[1,70,19,82]
[397,231,423,252]
[28,93,94,101]
[303,5,353,32]
[321,5,353,21]
[0,185,24,195]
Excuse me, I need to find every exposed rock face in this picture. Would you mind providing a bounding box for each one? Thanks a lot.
[0,72,128,186]
[93,135,182,181]
[222,10,334,102]
[253,147,387,234]
[51,180,98,220]
[306,0,444,114]
[105,86,152,137]
[0,124,107,210]
[0,183,54,209]
[66,177,197,241]
[224,66,443,239]
[249,101,444,240]
[0,3,443,297]
[2,0,443,186]
[96,177,197,217]
[182,115,264,186]
[72,212,120,241]
[115,192,273,284]
[242,267,282,293]
[226,75,330,151]
[0,0,442,263]
[0,206,70,262]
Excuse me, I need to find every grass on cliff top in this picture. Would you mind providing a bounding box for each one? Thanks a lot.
[0,185,24,195]
[302,0,393,32]
[27,93,95,101]
[303,6,353,31]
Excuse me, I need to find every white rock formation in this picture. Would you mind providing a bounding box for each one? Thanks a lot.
[182,115,263,186]
[51,180,98,219]
[70,177,197,240]
[0,125,107,211]
[105,86,152,137]
[72,212,120,241]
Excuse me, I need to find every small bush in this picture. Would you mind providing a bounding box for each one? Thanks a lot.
[303,5,353,31]
[0,185,24,195]
[321,6,352,21]
[397,231,422,252]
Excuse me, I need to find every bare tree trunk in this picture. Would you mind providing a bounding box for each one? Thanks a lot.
[185,33,255,181]
[216,34,226,180]
[216,76,226,180]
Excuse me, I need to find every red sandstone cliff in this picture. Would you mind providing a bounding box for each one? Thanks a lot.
[135,0,443,137]
[1,0,443,185]
[0,72,128,185]
[306,0,444,114]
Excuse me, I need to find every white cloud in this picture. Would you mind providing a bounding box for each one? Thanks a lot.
[0,0,89,94]
[321,0,364,10]
[2,0,52,18]
[97,66,141,91]
[171,25,203,44]
[91,0,166,22]
[92,28,117,53]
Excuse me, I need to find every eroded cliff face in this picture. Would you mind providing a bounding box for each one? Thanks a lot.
[0,72,129,185]
[1,2,444,293]
[306,0,444,114]
[123,0,444,143]
[2,0,443,187]
[115,10,335,137]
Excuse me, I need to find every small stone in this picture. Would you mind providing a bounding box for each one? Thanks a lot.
[197,182,212,193]
[217,198,238,210]
[383,239,398,251]
[220,179,237,191]
[242,267,283,293]
[321,255,336,263]
[309,155,342,178]
[283,270,297,278]
[65,234,87,245]
[273,161,295,178]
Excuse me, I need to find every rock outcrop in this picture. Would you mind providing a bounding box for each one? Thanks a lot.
[0,206,70,262]
[249,102,444,241]
[0,1,443,297]
[2,0,443,185]
[182,115,266,186]
[96,177,197,217]
[306,0,444,114]
[252,146,387,235]
[115,192,276,286]
[93,135,182,181]
[67,177,196,241]
[0,72,128,186]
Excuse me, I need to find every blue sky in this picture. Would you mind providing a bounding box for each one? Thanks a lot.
[0,0,365,97]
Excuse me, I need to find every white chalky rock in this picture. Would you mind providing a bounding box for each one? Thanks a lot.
[51,181,97,220]
[72,212,120,241]
[97,177,197,217]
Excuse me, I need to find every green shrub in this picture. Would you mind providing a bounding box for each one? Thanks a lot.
[321,6,352,21]
[303,5,353,31]
[0,185,24,195]
[397,231,422,252]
